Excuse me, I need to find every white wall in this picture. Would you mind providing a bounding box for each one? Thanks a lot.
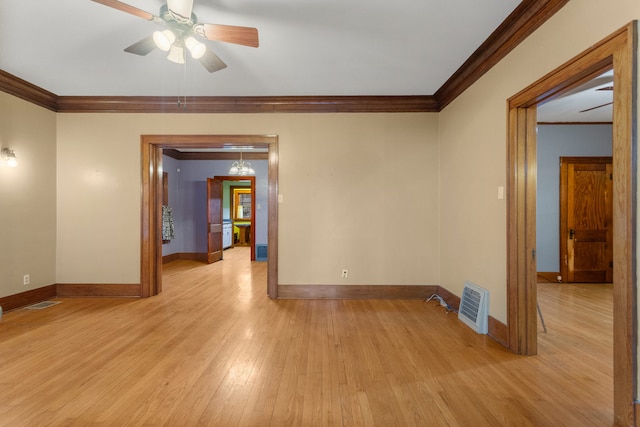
[0,92,57,297]
[56,113,440,286]
[438,0,640,323]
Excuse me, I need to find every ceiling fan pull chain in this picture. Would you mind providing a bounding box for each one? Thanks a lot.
[177,61,187,110]
[183,60,187,110]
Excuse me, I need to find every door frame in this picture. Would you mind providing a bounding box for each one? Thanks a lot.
[222,177,257,260]
[141,134,279,298]
[506,23,636,424]
[559,156,613,283]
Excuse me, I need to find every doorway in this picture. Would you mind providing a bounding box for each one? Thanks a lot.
[506,23,635,424]
[536,123,613,284]
[141,134,279,299]
[219,176,256,260]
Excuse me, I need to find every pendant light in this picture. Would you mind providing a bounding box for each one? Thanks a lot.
[229,149,255,176]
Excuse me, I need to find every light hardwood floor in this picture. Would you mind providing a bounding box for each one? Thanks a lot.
[0,247,613,426]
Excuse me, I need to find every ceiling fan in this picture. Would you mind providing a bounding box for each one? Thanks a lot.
[561,74,613,114]
[580,86,613,113]
[91,0,259,73]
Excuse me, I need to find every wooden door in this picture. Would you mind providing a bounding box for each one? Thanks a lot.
[560,157,612,283]
[207,178,223,264]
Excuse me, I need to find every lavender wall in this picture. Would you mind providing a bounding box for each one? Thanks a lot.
[162,155,183,255]
[162,157,268,256]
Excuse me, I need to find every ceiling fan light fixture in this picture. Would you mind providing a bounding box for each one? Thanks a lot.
[166,44,185,64]
[185,36,206,59]
[153,29,175,51]
[92,0,259,73]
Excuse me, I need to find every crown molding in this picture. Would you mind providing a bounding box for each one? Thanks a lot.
[537,121,613,125]
[434,0,570,109]
[55,95,438,113]
[163,149,269,160]
[0,69,437,113]
[0,70,58,111]
[0,0,568,114]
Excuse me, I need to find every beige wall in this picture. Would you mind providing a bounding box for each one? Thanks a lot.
[438,0,640,324]
[0,92,57,298]
[56,113,440,286]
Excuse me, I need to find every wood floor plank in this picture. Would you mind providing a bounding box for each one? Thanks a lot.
[0,249,613,426]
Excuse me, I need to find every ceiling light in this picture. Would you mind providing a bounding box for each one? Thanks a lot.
[229,149,255,176]
[167,45,185,64]
[185,36,206,59]
[153,30,176,52]
[1,148,17,167]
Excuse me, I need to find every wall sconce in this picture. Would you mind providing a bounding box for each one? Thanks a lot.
[1,148,17,167]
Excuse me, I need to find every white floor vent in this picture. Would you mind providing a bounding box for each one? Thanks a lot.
[458,281,489,334]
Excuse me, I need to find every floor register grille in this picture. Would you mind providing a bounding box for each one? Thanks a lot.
[26,301,61,310]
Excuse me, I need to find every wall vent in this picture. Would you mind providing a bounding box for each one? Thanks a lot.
[458,281,489,334]
[256,244,267,262]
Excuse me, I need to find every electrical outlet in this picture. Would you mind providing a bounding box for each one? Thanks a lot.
[23,274,30,286]
[341,269,348,278]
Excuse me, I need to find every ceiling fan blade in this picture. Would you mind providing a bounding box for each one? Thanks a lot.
[199,48,227,73]
[580,102,613,113]
[167,0,194,21]
[199,24,259,47]
[557,76,614,99]
[124,36,157,56]
[90,0,154,20]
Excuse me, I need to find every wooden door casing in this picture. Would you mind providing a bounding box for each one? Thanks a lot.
[560,157,613,283]
[506,23,635,424]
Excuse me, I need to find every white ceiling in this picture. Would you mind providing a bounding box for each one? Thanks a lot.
[0,0,612,122]
[0,0,520,97]
[537,71,613,123]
